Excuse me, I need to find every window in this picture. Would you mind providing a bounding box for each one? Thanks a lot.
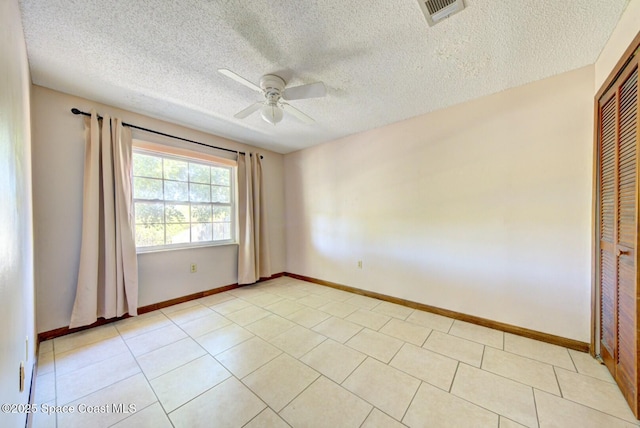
[132,144,235,251]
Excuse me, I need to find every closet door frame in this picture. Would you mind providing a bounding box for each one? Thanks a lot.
[592,31,640,358]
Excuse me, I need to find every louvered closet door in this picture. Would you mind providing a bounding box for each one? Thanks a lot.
[598,60,639,416]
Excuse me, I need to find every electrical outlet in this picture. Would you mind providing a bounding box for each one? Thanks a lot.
[357,260,363,269]
[190,263,197,273]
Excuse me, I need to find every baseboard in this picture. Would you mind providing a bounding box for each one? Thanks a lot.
[136,283,240,315]
[285,272,590,353]
[37,270,586,352]
[37,272,284,342]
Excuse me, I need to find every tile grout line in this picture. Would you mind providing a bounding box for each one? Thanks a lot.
[342,329,403,364]
[554,368,617,384]
[373,407,405,425]
[144,341,211,381]
[114,313,173,342]
[447,331,504,349]
[55,372,143,415]
[451,362,576,422]
[449,318,460,333]
[181,314,235,340]
[385,348,458,396]
[493,345,576,371]
[532,386,541,428]
[387,340,408,364]
[330,350,368,386]
[246,317,297,341]
[368,298,383,311]
[54,342,138,395]
[533,385,640,427]
[566,348,579,373]
[117,326,168,420]
[105,401,160,428]
[418,328,433,348]
[340,356,370,387]
[310,316,363,343]
[344,310,391,331]
[338,358,407,426]
[346,297,383,313]
[499,416,524,427]
[552,366,564,399]
[260,368,321,415]
[219,347,283,381]
[129,311,197,358]
[201,327,256,358]
[164,301,215,322]
[448,361,461,394]
[471,359,570,398]
[421,340,481,368]
[296,334,330,362]
[54,335,121,357]
[420,329,434,349]
[240,406,290,428]
[400,379,422,423]
[442,363,508,424]
[378,316,394,332]
[168,373,244,417]
[120,316,182,351]
[357,407,375,428]
[544,367,638,424]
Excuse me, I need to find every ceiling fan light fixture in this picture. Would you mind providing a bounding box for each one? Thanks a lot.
[218,69,325,125]
[260,104,283,125]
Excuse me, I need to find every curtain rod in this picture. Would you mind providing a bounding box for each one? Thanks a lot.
[71,108,261,158]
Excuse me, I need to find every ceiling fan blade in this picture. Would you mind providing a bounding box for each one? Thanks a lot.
[234,102,263,119]
[218,68,262,92]
[281,103,315,124]
[282,82,326,100]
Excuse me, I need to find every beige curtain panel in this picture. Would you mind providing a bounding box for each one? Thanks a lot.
[237,152,272,284]
[69,111,138,328]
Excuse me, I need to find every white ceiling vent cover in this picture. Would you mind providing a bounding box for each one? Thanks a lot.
[418,0,465,26]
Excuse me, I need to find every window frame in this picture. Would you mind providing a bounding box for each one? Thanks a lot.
[131,141,237,253]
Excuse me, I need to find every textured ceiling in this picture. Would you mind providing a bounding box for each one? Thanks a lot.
[19,0,629,154]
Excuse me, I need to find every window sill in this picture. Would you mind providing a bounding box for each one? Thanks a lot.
[136,241,238,255]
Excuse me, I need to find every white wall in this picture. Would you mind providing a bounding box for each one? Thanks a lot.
[595,1,640,91]
[0,0,36,426]
[285,66,595,342]
[31,86,286,333]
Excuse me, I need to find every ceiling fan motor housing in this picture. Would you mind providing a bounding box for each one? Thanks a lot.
[260,75,286,102]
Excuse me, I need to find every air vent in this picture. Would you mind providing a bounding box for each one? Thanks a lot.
[417,0,465,26]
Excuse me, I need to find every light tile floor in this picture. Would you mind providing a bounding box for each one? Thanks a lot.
[32,277,640,428]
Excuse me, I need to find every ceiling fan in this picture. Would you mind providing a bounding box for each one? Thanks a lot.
[218,68,326,125]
